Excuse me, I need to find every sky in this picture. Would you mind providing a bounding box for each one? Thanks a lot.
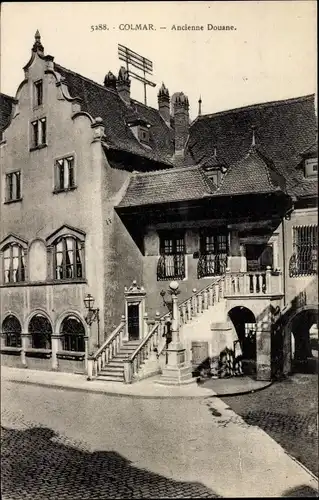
[1,1,317,119]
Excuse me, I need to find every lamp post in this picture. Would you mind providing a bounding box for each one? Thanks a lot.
[156,281,195,386]
[84,293,100,348]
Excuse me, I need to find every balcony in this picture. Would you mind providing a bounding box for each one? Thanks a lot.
[224,267,283,298]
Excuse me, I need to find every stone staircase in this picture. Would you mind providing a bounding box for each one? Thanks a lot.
[97,340,141,382]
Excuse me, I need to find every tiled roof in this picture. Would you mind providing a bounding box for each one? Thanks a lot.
[118,165,215,207]
[186,94,317,199]
[216,146,286,196]
[0,93,15,132]
[54,64,174,165]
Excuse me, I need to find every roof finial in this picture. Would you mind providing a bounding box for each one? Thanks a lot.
[32,30,44,53]
[198,95,202,116]
[213,145,217,158]
[251,125,256,148]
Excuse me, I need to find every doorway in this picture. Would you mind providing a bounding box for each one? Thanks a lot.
[127,303,140,341]
[290,309,318,373]
[228,306,257,376]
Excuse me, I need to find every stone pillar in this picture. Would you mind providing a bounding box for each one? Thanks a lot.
[51,335,60,370]
[84,335,89,372]
[282,323,292,376]
[21,333,31,367]
[256,312,272,381]
[156,281,195,386]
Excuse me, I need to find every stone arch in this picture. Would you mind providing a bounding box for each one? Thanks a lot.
[227,306,257,375]
[54,310,88,336]
[286,305,318,372]
[57,312,87,353]
[27,310,53,349]
[1,314,22,347]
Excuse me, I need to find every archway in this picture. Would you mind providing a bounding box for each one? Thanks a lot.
[29,314,52,349]
[2,315,22,347]
[60,315,85,352]
[228,306,257,375]
[290,308,318,373]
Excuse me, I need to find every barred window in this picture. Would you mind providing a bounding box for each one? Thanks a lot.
[289,225,318,277]
[198,231,228,278]
[157,233,185,280]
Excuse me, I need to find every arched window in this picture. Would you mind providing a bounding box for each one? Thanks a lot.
[2,315,22,347]
[54,236,83,280]
[29,314,52,349]
[3,243,26,283]
[61,316,85,352]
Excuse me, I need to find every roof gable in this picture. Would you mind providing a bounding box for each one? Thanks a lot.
[187,94,317,199]
[0,93,15,132]
[54,64,174,165]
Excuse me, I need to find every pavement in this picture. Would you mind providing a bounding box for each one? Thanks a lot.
[1,369,319,498]
[0,366,270,398]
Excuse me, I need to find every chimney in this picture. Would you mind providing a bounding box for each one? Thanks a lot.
[158,82,170,125]
[173,92,189,163]
[104,71,117,90]
[116,66,131,105]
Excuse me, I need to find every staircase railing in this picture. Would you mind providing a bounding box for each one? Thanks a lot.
[87,317,126,380]
[123,276,226,383]
[224,267,282,296]
[123,319,167,383]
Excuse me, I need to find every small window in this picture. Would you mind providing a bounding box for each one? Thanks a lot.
[3,243,26,283]
[53,236,83,280]
[138,127,150,144]
[5,171,21,202]
[31,118,46,149]
[198,231,228,278]
[34,80,43,107]
[289,225,318,277]
[157,232,185,280]
[54,156,75,191]
[305,158,318,178]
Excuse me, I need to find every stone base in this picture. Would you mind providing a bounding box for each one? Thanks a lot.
[155,363,196,386]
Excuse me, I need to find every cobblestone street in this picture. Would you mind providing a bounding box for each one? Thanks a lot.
[222,373,319,478]
[1,377,318,499]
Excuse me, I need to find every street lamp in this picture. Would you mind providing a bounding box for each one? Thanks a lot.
[84,293,100,347]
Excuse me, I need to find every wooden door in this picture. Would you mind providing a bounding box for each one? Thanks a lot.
[191,341,209,370]
[127,304,140,341]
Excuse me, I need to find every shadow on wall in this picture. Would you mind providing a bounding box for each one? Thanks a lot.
[281,485,318,497]
[1,425,220,499]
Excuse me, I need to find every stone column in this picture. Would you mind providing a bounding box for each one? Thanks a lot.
[256,311,272,381]
[21,333,32,368]
[51,335,60,370]
[282,323,292,376]
[156,281,195,386]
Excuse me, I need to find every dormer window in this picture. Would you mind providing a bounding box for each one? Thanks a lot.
[305,158,318,178]
[34,80,43,107]
[138,126,150,144]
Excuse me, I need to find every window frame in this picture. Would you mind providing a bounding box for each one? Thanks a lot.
[289,225,318,277]
[304,158,318,179]
[157,231,186,281]
[33,80,43,107]
[53,235,84,281]
[2,242,26,284]
[53,155,76,193]
[5,170,22,203]
[30,117,47,150]
[198,229,228,278]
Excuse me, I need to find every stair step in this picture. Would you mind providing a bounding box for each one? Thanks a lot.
[104,361,125,368]
[97,374,124,382]
[100,366,124,373]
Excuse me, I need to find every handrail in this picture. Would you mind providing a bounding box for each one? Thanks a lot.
[87,319,126,380]
[128,322,159,362]
[92,321,125,360]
